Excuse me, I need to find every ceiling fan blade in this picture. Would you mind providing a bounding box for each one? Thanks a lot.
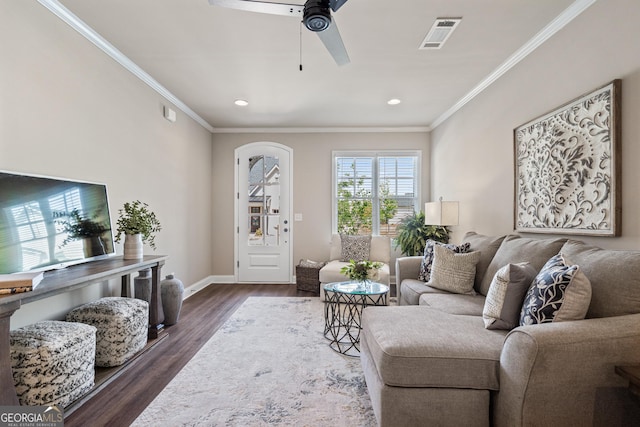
[208,0,302,17]
[329,0,349,12]
[316,19,350,66]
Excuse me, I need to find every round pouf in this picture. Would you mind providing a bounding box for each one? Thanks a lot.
[161,274,184,326]
[67,297,149,367]
[10,320,97,407]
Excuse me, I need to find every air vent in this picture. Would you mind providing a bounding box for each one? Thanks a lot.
[419,17,462,50]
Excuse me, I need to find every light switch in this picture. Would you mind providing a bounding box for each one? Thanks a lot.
[294,213,303,221]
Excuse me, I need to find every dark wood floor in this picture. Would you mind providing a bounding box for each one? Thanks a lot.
[65,283,309,427]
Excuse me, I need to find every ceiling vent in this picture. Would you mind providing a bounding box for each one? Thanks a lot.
[419,17,462,50]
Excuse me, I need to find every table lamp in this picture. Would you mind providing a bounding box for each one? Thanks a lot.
[425,197,459,226]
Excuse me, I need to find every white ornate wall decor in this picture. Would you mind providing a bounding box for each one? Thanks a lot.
[514,80,621,236]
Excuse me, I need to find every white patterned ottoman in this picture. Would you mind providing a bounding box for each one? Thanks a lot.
[67,297,149,368]
[10,320,97,407]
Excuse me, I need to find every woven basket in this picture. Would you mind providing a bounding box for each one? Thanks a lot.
[296,265,322,294]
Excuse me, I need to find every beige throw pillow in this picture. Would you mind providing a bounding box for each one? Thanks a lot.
[483,263,537,330]
[427,245,481,295]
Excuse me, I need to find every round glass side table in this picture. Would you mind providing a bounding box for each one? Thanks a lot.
[323,280,389,357]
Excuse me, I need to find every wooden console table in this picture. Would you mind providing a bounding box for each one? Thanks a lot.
[0,255,167,406]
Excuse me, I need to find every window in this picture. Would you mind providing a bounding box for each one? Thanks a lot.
[7,187,83,270]
[333,151,421,237]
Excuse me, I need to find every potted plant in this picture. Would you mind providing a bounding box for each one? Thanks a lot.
[394,211,449,256]
[115,200,161,259]
[340,260,383,283]
[58,209,110,257]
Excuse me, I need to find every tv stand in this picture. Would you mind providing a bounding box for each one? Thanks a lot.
[0,255,167,406]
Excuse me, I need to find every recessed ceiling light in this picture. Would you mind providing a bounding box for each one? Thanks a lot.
[234,99,249,107]
[387,98,401,105]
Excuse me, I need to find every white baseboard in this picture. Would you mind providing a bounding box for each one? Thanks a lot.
[183,276,214,299]
[210,275,236,284]
[182,274,395,300]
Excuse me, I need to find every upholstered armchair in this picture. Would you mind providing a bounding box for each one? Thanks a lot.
[318,234,391,298]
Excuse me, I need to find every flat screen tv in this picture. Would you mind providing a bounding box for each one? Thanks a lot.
[0,170,116,274]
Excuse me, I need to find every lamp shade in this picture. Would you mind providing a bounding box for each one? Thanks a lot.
[425,200,459,226]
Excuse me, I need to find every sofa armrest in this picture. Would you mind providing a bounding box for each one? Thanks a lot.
[494,314,640,427]
[395,256,422,304]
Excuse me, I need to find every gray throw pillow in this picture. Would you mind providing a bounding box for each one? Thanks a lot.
[520,254,592,325]
[483,263,537,330]
[427,245,481,295]
[479,235,567,297]
[340,234,371,262]
[461,232,507,294]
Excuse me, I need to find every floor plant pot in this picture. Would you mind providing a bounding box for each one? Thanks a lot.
[134,268,152,302]
[161,274,184,325]
[123,233,143,260]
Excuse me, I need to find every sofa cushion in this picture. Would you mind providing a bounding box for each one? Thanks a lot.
[461,232,507,295]
[419,293,486,316]
[479,235,567,296]
[400,279,447,305]
[560,240,640,318]
[369,235,391,264]
[340,234,371,261]
[361,306,507,390]
[418,240,470,282]
[483,263,537,330]
[427,246,481,295]
[520,254,592,325]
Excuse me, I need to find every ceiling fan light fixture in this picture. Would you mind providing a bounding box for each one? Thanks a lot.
[304,0,332,32]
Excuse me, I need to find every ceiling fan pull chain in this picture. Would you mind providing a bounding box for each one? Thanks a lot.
[299,21,303,71]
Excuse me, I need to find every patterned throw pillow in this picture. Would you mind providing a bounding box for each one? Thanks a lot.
[520,254,592,325]
[340,234,371,262]
[483,263,537,330]
[418,240,471,282]
[426,245,481,295]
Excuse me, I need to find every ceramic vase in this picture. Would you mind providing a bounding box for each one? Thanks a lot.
[123,233,143,260]
[161,274,184,325]
[134,268,152,303]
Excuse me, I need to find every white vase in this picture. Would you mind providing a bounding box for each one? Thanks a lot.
[123,233,143,260]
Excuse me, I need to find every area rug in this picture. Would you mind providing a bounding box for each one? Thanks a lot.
[132,297,376,426]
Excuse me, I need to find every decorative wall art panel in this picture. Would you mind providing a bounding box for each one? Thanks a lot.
[514,80,621,236]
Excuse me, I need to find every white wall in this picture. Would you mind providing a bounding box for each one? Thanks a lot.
[2,2,214,328]
[211,132,430,278]
[431,0,640,250]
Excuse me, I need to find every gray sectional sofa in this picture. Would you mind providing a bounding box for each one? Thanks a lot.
[360,232,640,426]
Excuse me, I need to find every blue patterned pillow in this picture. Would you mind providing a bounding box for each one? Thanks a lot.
[418,240,471,282]
[520,254,592,325]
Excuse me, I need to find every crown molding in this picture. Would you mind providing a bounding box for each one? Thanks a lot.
[37,0,215,133]
[429,0,598,129]
[38,0,596,135]
[211,126,431,134]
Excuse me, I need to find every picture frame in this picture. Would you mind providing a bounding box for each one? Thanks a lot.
[514,79,621,236]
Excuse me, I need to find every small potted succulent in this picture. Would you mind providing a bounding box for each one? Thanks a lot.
[115,200,161,259]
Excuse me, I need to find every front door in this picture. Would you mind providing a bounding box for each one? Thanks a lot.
[235,142,292,283]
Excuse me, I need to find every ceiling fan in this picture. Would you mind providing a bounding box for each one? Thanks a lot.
[208,0,351,66]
